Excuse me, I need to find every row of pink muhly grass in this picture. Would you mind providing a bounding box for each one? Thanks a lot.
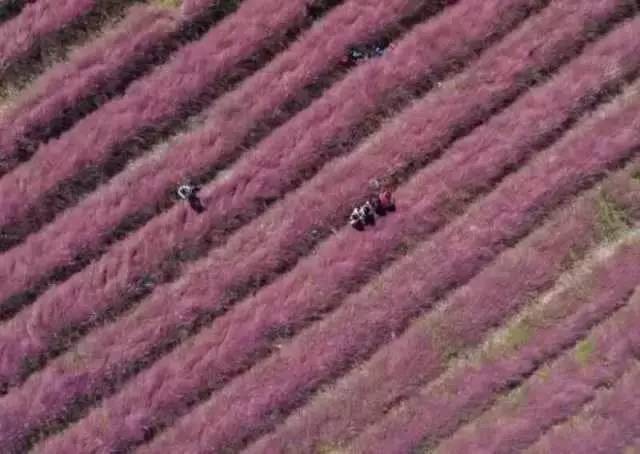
[348,222,640,453]
[37,17,640,454]
[528,360,640,454]
[0,0,443,305]
[135,64,640,453]
[0,4,180,176]
[0,0,534,310]
[249,174,640,452]
[0,0,558,389]
[0,0,100,71]
[0,0,316,228]
[436,283,640,454]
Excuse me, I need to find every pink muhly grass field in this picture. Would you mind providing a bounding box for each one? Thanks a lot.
[0,0,539,311]
[0,0,639,452]
[528,361,640,454]
[0,4,180,175]
[0,0,313,228]
[0,0,435,306]
[0,0,567,391]
[136,71,640,454]
[349,234,640,453]
[436,285,640,454]
[249,167,640,454]
[37,29,640,450]
[6,14,639,451]
[0,0,97,71]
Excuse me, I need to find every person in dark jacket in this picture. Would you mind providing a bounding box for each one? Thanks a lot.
[359,201,376,226]
[371,196,385,216]
[177,184,205,213]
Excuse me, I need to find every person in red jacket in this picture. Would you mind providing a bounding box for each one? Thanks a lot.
[372,189,395,216]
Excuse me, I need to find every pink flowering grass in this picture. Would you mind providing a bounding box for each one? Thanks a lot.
[0,0,637,452]
[349,230,640,453]
[0,0,563,389]
[249,168,640,453]
[0,0,316,228]
[435,285,640,454]
[0,0,444,307]
[0,0,538,313]
[0,2,576,448]
[37,16,640,454]
[0,0,100,72]
[35,23,640,451]
[528,362,640,454]
[136,64,640,454]
[0,0,576,446]
[0,4,180,177]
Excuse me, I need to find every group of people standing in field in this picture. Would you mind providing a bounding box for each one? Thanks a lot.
[349,189,396,231]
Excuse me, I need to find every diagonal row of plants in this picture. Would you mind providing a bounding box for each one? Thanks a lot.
[0,0,36,25]
[0,0,140,73]
[0,0,150,97]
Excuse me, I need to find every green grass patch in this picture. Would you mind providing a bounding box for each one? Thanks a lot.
[153,0,182,9]
[596,191,630,242]
[632,169,640,182]
[502,319,533,352]
[574,338,595,366]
